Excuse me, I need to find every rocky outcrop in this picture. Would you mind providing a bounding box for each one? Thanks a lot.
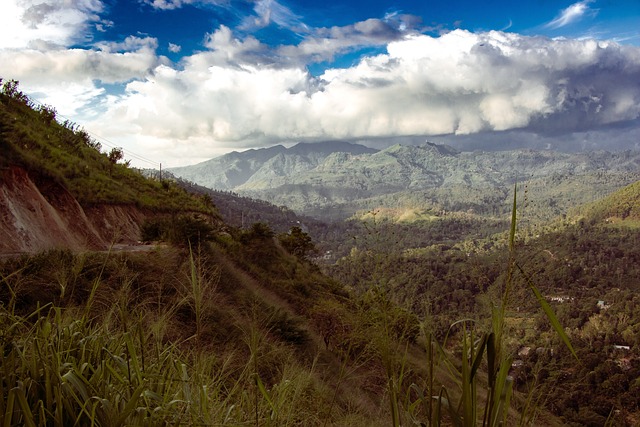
[0,167,146,254]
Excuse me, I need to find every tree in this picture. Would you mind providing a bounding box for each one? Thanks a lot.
[1,79,29,104]
[107,147,128,176]
[38,104,56,124]
[279,226,317,260]
[108,147,124,164]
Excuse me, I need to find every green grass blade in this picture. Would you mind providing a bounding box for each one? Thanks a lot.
[469,332,489,384]
[509,182,517,252]
[434,387,462,427]
[10,387,36,427]
[516,263,579,360]
[115,383,146,425]
[486,332,496,390]
[255,374,276,415]
[3,386,16,427]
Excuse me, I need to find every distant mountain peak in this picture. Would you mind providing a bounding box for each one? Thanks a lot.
[168,140,378,191]
[424,141,460,155]
[287,141,378,156]
[382,142,459,156]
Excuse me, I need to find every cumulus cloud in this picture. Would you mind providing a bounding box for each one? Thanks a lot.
[0,43,160,117]
[84,30,640,154]
[168,43,182,53]
[203,16,422,67]
[0,0,107,49]
[0,44,159,85]
[545,0,598,29]
[202,26,268,63]
[277,17,418,64]
[95,36,159,53]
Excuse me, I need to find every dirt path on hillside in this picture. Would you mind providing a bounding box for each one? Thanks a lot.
[213,247,324,341]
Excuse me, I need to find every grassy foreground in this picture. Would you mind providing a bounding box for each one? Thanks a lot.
[0,246,345,426]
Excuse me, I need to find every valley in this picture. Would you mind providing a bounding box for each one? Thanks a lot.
[169,142,640,426]
[2,79,640,426]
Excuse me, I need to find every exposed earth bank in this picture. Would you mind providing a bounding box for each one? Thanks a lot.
[0,166,147,253]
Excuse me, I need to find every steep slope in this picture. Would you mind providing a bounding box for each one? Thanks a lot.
[169,144,289,190]
[0,166,105,253]
[0,80,214,254]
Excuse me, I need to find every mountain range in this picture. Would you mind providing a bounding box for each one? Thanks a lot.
[169,141,640,220]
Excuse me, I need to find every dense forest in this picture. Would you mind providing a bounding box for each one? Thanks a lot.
[324,202,640,425]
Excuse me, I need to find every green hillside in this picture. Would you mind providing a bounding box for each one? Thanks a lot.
[0,79,211,213]
[579,179,640,225]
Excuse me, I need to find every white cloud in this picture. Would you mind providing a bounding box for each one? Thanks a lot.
[0,46,159,85]
[202,25,268,64]
[202,17,421,68]
[0,0,106,49]
[95,36,159,53]
[168,43,182,53]
[545,0,597,30]
[0,44,160,117]
[82,30,640,159]
[277,18,413,64]
[142,0,225,11]
[240,0,306,32]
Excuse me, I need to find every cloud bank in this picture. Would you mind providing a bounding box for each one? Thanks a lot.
[0,0,108,49]
[89,30,640,147]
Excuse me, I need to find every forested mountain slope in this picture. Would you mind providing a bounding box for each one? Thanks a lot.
[324,179,640,426]
[171,140,640,221]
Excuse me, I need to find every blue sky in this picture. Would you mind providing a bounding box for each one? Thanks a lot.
[1,0,640,166]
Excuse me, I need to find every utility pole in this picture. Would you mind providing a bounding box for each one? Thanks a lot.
[159,162,162,181]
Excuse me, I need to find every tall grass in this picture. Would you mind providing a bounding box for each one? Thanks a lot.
[0,250,222,425]
[0,249,329,426]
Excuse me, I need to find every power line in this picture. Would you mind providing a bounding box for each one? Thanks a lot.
[27,94,161,169]
[84,128,160,168]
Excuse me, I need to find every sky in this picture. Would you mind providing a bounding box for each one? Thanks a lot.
[1,0,640,167]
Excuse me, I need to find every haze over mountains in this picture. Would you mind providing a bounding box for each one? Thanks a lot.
[169,141,640,220]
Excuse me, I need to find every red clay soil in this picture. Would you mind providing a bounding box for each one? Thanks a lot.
[0,166,146,254]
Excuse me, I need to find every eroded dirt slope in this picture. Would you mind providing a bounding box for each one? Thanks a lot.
[0,166,146,253]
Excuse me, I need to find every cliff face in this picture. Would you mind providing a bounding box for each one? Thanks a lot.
[0,167,146,253]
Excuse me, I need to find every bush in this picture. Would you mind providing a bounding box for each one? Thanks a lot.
[140,219,164,242]
[168,215,215,247]
[139,215,215,247]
